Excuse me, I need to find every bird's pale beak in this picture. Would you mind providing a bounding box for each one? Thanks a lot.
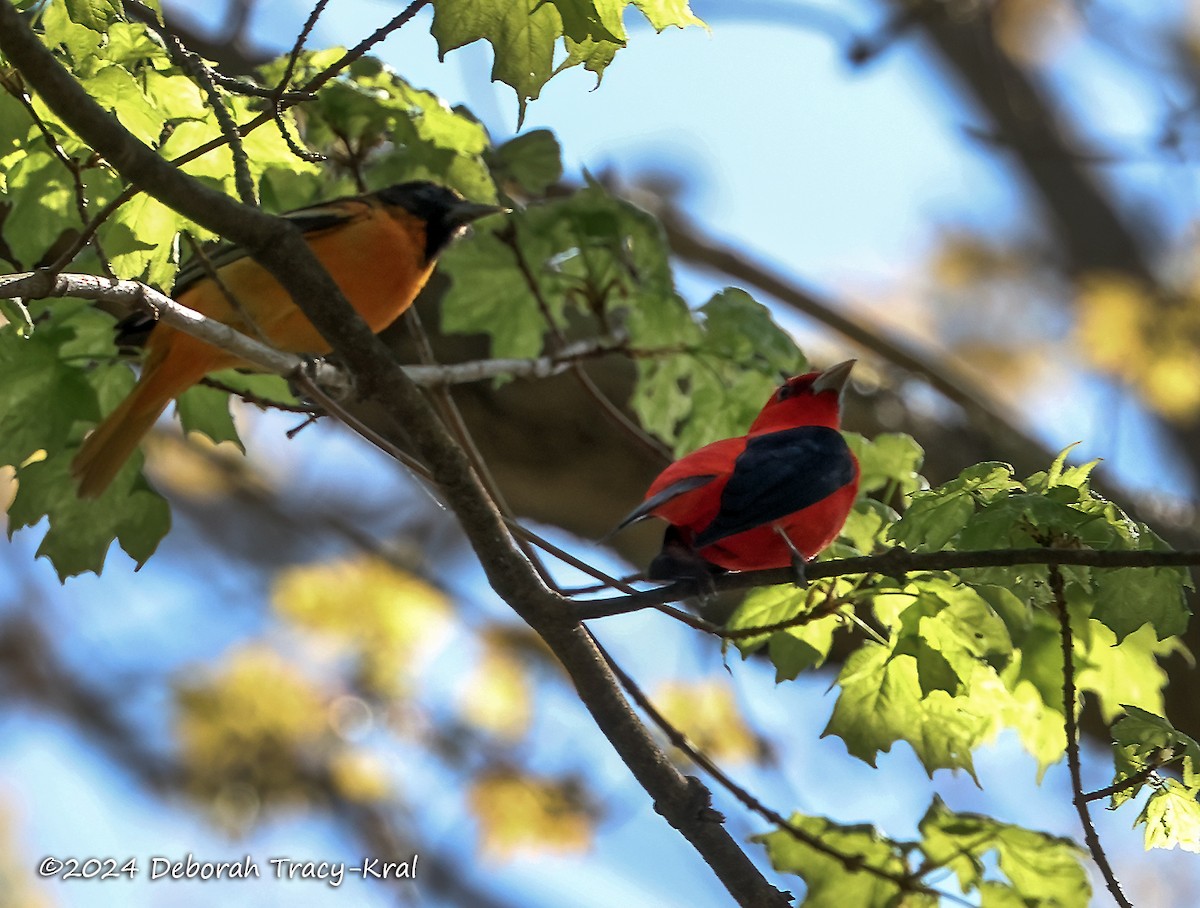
[812,359,856,395]
[447,200,510,225]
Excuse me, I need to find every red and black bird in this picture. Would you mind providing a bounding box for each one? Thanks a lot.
[617,360,860,581]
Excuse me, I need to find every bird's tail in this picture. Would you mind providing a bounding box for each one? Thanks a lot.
[71,350,203,498]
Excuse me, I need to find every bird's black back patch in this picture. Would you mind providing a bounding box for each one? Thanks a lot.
[693,426,855,549]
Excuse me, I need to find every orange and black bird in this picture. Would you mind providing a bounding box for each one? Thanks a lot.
[71,181,505,498]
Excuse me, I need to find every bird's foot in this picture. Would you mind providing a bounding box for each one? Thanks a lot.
[773,527,809,588]
[648,527,720,597]
[291,355,355,404]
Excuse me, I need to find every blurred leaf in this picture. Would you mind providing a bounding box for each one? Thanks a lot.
[328,750,391,804]
[273,556,450,697]
[654,679,760,763]
[469,770,593,859]
[1075,272,1200,420]
[176,646,332,809]
[1075,273,1149,373]
[488,129,563,193]
[459,637,533,741]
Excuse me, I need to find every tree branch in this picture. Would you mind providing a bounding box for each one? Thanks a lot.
[1081,765,1161,805]
[0,8,789,903]
[1049,566,1132,908]
[0,271,631,390]
[0,271,328,378]
[579,546,1200,617]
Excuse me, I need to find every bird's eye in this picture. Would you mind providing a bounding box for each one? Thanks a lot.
[776,384,794,400]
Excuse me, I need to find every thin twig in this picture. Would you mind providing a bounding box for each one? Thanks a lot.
[1050,565,1133,908]
[125,0,256,205]
[1082,765,1160,805]
[300,0,432,96]
[43,185,137,275]
[719,584,848,640]
[273,106,326,163]
[403,305,558,591]
[198,375,316,414]
[580,546,1200,617]
[0,75,112,274]
[268,0,333,164]
[594,639,957,903]
[278,0,331,93]
[180,233,271,344]
[497,221,672,463]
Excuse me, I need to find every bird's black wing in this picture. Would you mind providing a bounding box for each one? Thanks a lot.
[693,426,854,549]
[115,204,360,347]
[172,206,354,297]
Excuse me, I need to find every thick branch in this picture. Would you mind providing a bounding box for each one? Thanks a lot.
[0,7,788,903]
[901,2,1155,280]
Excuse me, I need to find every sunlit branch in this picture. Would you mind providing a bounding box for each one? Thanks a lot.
[0,271,635,390]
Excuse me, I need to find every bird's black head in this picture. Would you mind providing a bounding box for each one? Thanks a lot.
[376,181,507,261]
